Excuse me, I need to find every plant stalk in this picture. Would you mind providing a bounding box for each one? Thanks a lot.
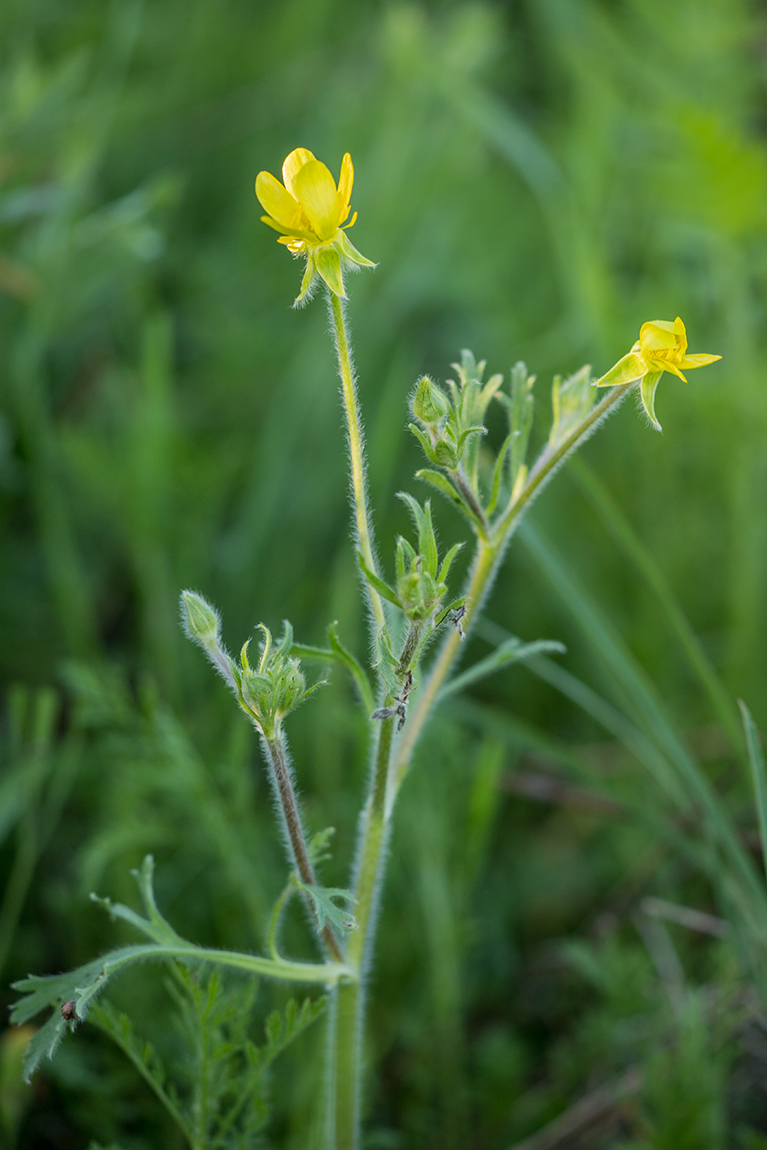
[332,711,396,1150]
[391,382,635,794]
[264,734,344,963]
[329,292,386,635]
[329,380,634,1146]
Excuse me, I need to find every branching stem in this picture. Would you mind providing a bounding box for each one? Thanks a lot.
[330,383,635,1147]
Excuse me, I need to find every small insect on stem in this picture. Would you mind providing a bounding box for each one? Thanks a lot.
[61,1000,77,1022]
[371,670,413,732]
[449,605,467,639]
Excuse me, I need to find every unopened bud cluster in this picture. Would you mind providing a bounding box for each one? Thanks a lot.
[409,376,468,469]
[231,622,316,739]
[395,538,448,622]
[181,593,320,740]
[359,494,464,637]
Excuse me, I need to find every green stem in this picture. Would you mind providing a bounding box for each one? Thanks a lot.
[328,374,632,1144]
[449,467,489,538]
[329,292,386,635]
[332,712,396,1150]
[495,383,633,538]
[393,384,635,794]
[264,734,344,963]
[392,540,497,796]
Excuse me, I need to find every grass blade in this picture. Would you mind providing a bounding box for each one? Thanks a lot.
[740,700,767,884]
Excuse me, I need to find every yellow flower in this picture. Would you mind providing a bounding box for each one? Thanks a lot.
[255,148,375,305]
[593,317,721,431]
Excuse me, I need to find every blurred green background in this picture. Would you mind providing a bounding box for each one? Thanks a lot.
[2,0,767,1146]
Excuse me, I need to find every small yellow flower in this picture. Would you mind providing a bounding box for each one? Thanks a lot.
[255,148,375,305]
[594,317,721,431]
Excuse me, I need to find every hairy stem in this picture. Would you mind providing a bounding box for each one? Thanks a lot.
[329,384,633,1146]
[392,383,635,794]
[392,540,497,796]
[449,467,489,537]
[264,734,344,963]
[332,711,396,1150]
[495,382,633,537]
[329,292,386,635]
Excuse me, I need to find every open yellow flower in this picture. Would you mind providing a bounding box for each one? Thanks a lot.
[255,148,375,305]
[593,317,721,431]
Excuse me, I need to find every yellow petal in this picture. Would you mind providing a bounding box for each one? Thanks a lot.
[673,316,687,358]
[255,171,301,231]
[639,320,678,357]
[593,351,647,388]
[337,153,354,225]
[680,353,722,369]
[282,148,316,197]
[261,215,314,241]
[293,160,341,241]
[648,357,686,381]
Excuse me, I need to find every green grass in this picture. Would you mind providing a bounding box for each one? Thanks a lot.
[2,0,767,1146]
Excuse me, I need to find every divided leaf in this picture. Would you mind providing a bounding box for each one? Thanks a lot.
[297,882,358,935]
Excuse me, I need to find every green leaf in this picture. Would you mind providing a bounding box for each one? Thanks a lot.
[437,541,464,585]
[455,425,486,456]
[416,468,463,508]
[508,361,535,484]
[438,636,566,700]
[479,371,504,411]
[397,492,438,576]
[88,1002,192,1142]
[434,595,467,628]
[291,623,374,716]
[261,995,328,1068]
[740,701,767,884]
[486,433,512,515]
[415,470,487,534]
[548,365,594,448]
[373,626,402,696]
[357,551,401,607]
[296,882,357,935]
[131,855,184,941]
[408,422,436,462]
[308,826,336,866]
[12,855,352,1081]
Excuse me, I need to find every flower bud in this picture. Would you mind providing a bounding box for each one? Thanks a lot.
[412,376,450,427]
[274,659,307,717]
[231,624,318,737]
[181,590,220,648]
[396,569,443,622]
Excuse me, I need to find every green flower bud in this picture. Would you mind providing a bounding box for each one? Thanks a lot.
[396,569,445,622]
[412,376,450,427]
[181,590,220,648]
[432,439,459,469]
[273,659,307,716]
[231,624,319,737]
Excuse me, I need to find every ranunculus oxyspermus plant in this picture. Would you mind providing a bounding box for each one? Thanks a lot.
[11,147,723,1150]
